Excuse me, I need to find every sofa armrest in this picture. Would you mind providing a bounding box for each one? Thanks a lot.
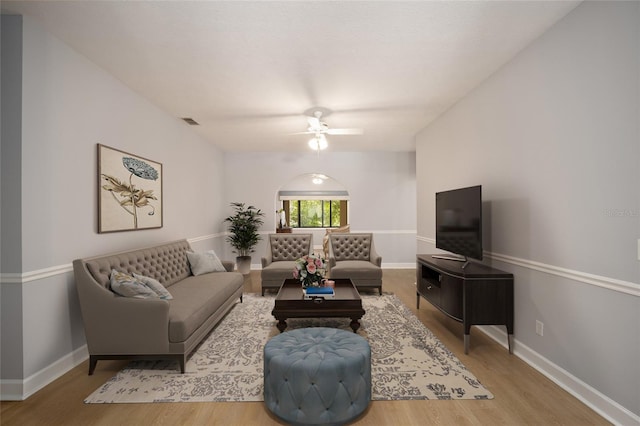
[73,260,171,355]
[370,240,382,267]
[262,257,271,268]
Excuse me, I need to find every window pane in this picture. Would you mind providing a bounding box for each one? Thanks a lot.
[323,201,330,227]
[300,200,322,227]
[289,201,299,227]
[330,200,341,227]
[286,199,347,228]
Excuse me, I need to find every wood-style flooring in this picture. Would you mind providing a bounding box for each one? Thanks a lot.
[0,270,609,425]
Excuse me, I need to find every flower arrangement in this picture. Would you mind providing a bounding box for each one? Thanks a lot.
[293,254,326,288]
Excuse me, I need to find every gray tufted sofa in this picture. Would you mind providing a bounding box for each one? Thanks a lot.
[261,233,313,295]
[329,233,383,295]
[72,239,243,374]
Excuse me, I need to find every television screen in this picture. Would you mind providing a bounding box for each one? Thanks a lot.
[435,185,483,261]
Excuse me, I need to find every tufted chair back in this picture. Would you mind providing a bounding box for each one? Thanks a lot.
[268,233,313,262]
[329,233,374,261]
[322,225,350,259]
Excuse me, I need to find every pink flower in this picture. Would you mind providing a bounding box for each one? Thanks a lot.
[293,269,299,279]
[315,258,322,268]
[307,263,316,274]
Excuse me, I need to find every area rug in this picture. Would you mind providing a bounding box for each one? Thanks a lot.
[85,293,493,403]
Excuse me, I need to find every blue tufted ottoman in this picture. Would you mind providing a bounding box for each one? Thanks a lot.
[264,327,371,425]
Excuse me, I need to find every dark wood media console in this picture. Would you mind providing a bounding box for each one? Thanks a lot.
[416,254,514,354]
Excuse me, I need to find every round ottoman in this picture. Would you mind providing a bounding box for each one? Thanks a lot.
[264,327,371,426]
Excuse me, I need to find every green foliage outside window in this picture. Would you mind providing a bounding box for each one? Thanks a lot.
[287,200,344,228]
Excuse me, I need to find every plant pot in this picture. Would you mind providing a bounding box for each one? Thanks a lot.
[236,256,252,275]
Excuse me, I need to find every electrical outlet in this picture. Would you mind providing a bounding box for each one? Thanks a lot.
[536,320,544,336]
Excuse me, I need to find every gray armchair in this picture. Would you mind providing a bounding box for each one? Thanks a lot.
[261,233,313,295]
[329,233,382,295]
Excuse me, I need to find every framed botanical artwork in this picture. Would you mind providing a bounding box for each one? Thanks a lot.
[97,144,163,233]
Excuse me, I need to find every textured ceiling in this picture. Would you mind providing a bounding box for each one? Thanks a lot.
[3,1,581,152]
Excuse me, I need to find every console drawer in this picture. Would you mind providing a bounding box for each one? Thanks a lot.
[418,277,440,305]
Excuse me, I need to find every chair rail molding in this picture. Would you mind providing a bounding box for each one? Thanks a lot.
[416,236,639,297]
[0,233,228,285]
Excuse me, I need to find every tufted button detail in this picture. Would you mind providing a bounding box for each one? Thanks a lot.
[85,240,193,288]
[264,327,371,425]
[270,234,312,262]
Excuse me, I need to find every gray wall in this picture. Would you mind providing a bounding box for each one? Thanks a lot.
[221,151,416,267]
[1,15,227,394]
[416,1,639,421]
[1,14,24,383]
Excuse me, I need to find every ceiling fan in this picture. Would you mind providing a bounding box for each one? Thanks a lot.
[295,109,364,151]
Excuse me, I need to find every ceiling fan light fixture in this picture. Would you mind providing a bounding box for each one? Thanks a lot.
[308,136,328,151]
[311,173,328,184]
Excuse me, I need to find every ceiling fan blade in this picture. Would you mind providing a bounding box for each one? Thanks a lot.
[326,128,364,135]
[289,131,315,135]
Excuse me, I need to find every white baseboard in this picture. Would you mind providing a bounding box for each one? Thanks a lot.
[1,345,88,401]
[0,379,24,401]
[478,326,640,426]
[382,263,415,269]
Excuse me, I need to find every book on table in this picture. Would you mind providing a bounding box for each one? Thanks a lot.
[303,286,335,299]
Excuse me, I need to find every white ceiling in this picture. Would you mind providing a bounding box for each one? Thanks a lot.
[3,1,581,152]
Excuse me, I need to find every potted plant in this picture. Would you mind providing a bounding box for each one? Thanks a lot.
[224,202,265,274]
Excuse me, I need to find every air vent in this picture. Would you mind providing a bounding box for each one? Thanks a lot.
[181,117,199,126]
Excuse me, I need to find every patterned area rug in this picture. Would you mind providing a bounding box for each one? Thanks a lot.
[85,293,493,403]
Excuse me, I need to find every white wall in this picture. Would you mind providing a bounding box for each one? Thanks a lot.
[1,15,227,398]
[416,2,639,423]
[221,151,416,267]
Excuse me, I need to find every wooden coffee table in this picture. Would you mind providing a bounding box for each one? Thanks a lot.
[272,278,365,333]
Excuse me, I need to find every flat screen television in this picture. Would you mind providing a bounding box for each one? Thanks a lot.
[435,185,483,262]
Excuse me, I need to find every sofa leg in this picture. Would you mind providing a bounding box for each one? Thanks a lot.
[178,356,186,374]
[88,356,98,375]
[240,294,243,303]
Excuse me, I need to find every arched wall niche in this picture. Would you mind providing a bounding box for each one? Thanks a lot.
[274,173,349,247]
[277,173,349,198]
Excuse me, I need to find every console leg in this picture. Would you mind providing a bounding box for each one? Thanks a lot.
[464,334,470,355]
[508,334,514,354]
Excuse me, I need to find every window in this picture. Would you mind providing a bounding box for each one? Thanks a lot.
[284,200,347,228]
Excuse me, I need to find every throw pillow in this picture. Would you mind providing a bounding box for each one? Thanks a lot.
[187,250,227,276]
[133,273,173,300]
[109,269,159,299]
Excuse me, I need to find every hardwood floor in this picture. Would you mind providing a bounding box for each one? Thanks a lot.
[1,270,609,425]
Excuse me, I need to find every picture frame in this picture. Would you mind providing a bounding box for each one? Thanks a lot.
[97,144,163,233]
